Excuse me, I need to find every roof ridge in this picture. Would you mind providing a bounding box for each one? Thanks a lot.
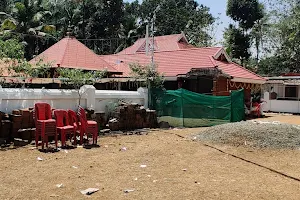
[113,46,223,56]
[59,38,70,66]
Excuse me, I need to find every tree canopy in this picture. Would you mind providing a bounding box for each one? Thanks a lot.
[0,0,216,58]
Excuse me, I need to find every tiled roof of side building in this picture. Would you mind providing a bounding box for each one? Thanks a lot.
[30,37,119,73]
[118,33,194,55]
[102,47,265,82]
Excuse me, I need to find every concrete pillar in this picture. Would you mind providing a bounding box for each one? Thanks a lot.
[137,87,149,109]
[263,92,270,112]
[80,85,96,110]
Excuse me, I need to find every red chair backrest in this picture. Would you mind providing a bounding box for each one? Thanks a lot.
[34,103,52,121]
[68,110,79,126]
[77,106,87,131]
[53,109,69,127]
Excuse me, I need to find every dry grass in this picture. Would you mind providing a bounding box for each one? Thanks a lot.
[1,114,300,199]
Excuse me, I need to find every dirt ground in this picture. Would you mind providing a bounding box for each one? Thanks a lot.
[1,114,300,200]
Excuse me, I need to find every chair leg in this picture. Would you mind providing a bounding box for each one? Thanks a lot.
[61,130,66,147]
[35,129,39,148]
[80,129,84,145]
[55,131,58,149]
[41,124,45,150]
[94,127,98,144]
[73,128,77,146]
[45,134,49,148]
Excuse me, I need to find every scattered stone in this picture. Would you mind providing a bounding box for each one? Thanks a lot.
[153,180,158,183]
[120,147,127,151]
[196,121,300,149]
[72,166,78,169]
[80,188,99,195]
[100,129,111,134]
[134,178,138,181]
[140,165,147,168]
[14,138,29,146]
[182,169,187,171]
[111,131,124,135]
[109,118,118,123]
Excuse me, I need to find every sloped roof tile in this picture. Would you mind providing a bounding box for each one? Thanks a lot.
[30,37,119,73]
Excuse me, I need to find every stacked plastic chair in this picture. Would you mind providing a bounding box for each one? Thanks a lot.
[68,109,80,133]
[77,106,98,145]
[54,109,76,147]
[34,103,57,150]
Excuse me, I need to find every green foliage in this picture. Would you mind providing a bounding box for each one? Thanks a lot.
[57,68,95,90]
[0,0,57,59]
[225,0,265,66]
[224,25,250,65]
[257,56,289,76]
[0,38,24,59]
[227,0,264,30]
[129,63,164,88]
[256,0,300,75]
[57,67,107,105]
[139,0,215,47]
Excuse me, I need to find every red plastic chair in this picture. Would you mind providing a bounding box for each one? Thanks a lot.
[77,106,98,145]
[34,103,57,150]
[68,110,80,132]
[54,109,76,147]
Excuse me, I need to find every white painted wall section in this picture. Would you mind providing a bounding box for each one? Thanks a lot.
[0,86,148,113]
[263,92,300,113]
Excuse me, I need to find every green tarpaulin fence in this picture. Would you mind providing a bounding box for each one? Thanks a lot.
[150,88,245,127]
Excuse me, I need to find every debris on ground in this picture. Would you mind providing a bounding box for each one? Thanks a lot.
[80,188,99,195]
[123,189,135,193]
[120,147,127,151]
[72,166,78,169]
[182,169,187,171]
[196,121,300,149]
[140,165,147,168]
[37,157,43,161]
[56,184,64,188]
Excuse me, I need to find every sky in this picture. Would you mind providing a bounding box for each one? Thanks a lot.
[125,0,231,44]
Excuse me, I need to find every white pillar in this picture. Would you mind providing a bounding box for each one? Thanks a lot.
[80,85,96,110]
[263,92,270,112]
[137,87,149,109]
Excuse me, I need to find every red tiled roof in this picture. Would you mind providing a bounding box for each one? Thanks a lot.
[102,47,265,81]
[118,33,194,55]
[30,37,119,73]
[216,61,265,81]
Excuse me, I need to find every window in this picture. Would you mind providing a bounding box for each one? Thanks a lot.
[285,86,298,99]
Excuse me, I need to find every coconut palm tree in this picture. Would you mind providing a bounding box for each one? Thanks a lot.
[0,0,56,59]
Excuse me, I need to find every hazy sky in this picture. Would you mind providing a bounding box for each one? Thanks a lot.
[124,0,231,44]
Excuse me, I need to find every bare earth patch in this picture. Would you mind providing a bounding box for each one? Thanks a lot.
[1,114,300,199]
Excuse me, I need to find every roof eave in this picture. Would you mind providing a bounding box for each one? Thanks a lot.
[231,77,266,84]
